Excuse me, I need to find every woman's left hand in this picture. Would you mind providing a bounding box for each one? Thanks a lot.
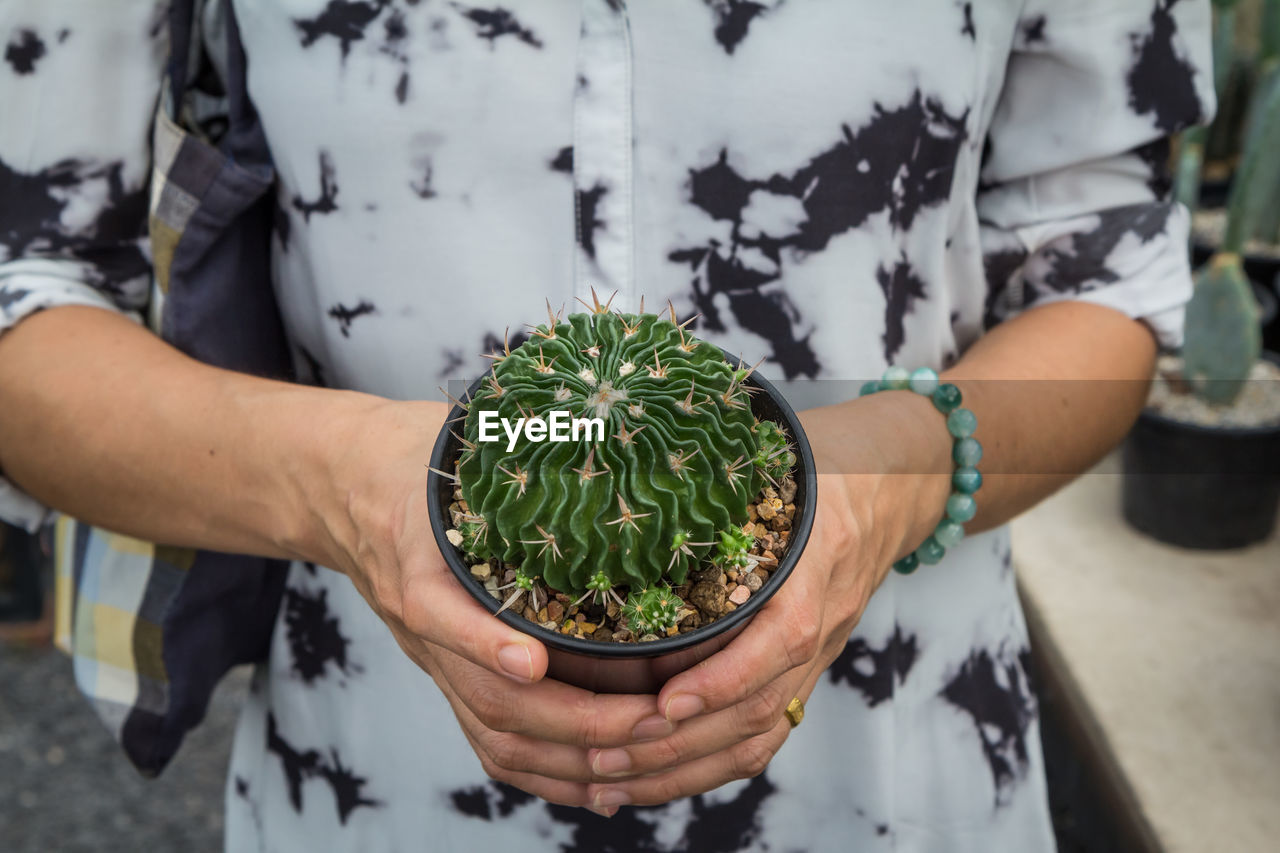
[580,392,952,813]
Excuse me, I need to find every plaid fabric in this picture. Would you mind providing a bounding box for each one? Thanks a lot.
[55,518,193,746]
[149,109,221,295]
[54,15,291,775]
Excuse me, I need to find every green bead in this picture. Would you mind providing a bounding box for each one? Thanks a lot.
[882,366,910,390]
[952,466,983,494]
[859,380,881,397]
[953,437,983,466]
[916,536,946,565]
[893,553,920,575]
[932,383,962,414]
[908,367,939,396]
[934,519,965,548]
[946,408,977,438]
[946,493,977,523]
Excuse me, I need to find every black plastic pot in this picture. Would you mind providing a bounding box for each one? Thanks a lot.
[1273,271,1280,354]
[426,348,818,694]
[1121,352,1280,549]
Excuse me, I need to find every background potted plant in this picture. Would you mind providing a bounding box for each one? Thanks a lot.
[427,299,816,693]
[1122,11,1280,548]
[1186,0,1280,349]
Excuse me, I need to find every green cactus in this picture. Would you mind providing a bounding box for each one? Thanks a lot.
[1183,30,1279,407]
[711,525,756,572]
[1184,253,1261,405]
[1228,58,1280,247]
[454,300,782,595]
[621,584,687,636]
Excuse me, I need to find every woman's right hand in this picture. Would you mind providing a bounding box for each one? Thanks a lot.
[309,398,669,815]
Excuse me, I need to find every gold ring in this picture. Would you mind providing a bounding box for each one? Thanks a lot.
[784,697,805,728]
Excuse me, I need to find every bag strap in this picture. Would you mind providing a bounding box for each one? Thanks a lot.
[166,0,198,119]
[165,0,271,171]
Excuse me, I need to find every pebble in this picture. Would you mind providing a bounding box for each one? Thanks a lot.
[743,572,763,592]
[453,488,464,501]
[606,599,620,619]
[757,501,777,521]
[692,566,725,586]
[446,529,463,547]
[728,585,751,606]
[780,478,797,504]
[540,620,558,631]
[522,605,537,621]
[580,622,597,635]
[469,562,492,581]
[537,607,549,622]
[747,504,759,522]
[546,600,564,622]
[689,581,727,616]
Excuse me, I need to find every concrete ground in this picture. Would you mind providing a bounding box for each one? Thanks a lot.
[0,641,244,852]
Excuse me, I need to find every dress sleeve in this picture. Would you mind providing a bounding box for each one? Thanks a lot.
[978,0,1215,348]
[0,2,167,530]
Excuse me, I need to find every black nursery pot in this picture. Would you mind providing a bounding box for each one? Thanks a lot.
[426,349,818,694]
[1121,352,1280,549]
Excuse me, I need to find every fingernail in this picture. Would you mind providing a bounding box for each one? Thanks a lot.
[592,748,632,777]
[586,805,618,818]
[664,693,704,722]
[631,714,675,742]
[497,644,533,682]
[594,789,631,809]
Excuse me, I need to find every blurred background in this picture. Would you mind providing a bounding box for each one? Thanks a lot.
[3,1,1279,850]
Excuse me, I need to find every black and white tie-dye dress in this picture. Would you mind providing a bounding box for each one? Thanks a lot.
[0,1,1212,850]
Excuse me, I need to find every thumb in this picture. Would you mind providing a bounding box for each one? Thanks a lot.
[401,561,549,684]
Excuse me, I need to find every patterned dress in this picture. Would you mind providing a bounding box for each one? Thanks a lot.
[1,1,1211,850]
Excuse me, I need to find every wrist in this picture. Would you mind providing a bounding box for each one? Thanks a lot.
[285,391,447,571]
[802,390,952,569]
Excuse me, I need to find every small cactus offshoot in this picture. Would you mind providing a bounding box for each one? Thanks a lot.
[712,525,757,572]
[622,584,688,636]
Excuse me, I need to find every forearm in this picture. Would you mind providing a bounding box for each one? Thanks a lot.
[0,306,401,562]
[803,301,1156,563]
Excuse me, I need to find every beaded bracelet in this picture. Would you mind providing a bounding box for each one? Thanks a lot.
[858,367,983,574]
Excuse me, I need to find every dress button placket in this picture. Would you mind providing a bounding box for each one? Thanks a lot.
[571,0,636,311]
